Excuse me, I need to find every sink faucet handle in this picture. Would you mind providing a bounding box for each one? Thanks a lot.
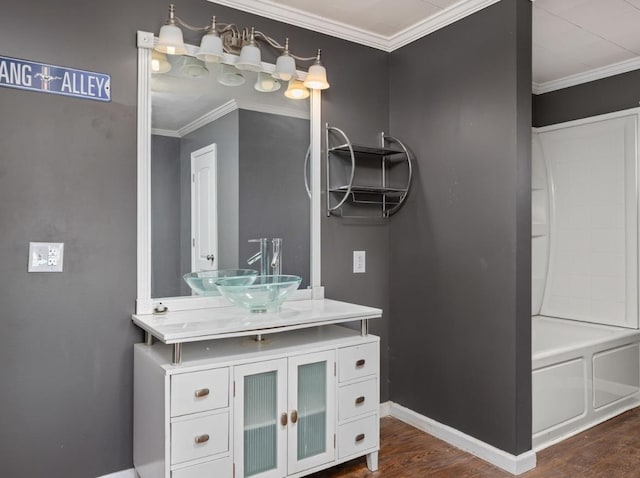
[271,238,283,275]
[247,238,269,275]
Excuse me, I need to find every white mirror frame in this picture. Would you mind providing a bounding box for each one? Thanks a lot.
[136,31,323,314]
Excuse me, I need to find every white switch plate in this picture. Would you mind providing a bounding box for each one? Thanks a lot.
[28,242,64,272]
[353,250,366,273]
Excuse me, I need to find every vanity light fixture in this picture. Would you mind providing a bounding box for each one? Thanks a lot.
[156,4,187,55]
[218,64,245,86]
[254,72,281,93]
[235,28,263,71]
[303,50,330,90]
[155,4,329,98]
[180,57,209,78]
[195,17,225,63]
[273,38,297,81]
[151,50,172,74]
[284,79,310,100]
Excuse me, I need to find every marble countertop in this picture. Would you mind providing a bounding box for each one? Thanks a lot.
[132,298,382,344]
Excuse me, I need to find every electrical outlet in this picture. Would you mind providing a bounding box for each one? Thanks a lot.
[28,242,64,272]
[353,250,366,273]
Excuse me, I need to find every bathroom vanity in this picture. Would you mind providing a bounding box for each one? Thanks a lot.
[132,300,382,478]
[133,28,382,478]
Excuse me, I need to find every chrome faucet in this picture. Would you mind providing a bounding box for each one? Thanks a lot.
[247,238,269,276]
[271,238,282,276]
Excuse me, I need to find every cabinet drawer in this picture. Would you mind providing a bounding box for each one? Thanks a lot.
[172,456,232,478]
[338,379,377,421]
[338,343,378,383]
[337,414,378,459]
[171,412,229,465]
[171,368,229,417]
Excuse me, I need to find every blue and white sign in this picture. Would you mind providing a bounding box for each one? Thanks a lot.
[0,55,111,102]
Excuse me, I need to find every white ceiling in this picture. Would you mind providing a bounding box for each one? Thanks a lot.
[209,0,640,93]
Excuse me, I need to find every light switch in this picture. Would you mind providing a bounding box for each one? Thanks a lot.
[28,242,64,272]
[353,250,366,273]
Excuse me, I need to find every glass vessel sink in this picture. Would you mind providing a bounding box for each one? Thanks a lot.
[183,269,258,296]
[215,275,302,313]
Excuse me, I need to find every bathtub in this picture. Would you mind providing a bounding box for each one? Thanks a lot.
[532,315,640,450]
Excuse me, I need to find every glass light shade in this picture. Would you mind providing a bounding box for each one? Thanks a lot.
[151,50,171,74]
[303,63,330,90]
[254,72,281,93]
[196,33,225,63]
[235,43,262,72]
[180,57,209,78]
[218,64,245,86]
[273,53,296,81]
[156,24,187,55]
[284,79,309,100]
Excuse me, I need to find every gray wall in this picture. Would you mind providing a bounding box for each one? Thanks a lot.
[388,0,532,455]
[0,8,139,478]
[179,110,240,296]
[238,110,310,287]
[151,135,181,298]
[0,1,390,475]
[533,69,640,127]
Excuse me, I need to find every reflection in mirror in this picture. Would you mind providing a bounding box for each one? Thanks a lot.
[150,53,310,298]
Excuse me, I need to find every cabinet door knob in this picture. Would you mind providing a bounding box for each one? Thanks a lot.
[356,359,366,367]
[194,388,210,398]
[281,413,288,426]
[194,434,210,444]
[355,396,365,405]
[355,433,365,443]
[291,410,298,424]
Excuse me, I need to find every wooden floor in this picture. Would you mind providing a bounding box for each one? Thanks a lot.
[310,408,640,477]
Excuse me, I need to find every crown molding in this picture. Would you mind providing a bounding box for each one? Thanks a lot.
[150,128,181,138]
[533,56,640,95]
[153,98,310,137]
[387,0,502,51]
[179,99,238,137]
[234,99,310,120]
[207,0,390,51]
[207,0,502,52]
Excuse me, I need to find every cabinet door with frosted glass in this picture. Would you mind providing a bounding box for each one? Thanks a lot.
[287,350,336,474]
[234,358,288,478]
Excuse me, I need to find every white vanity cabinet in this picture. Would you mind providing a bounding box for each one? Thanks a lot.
[133,323,380,478]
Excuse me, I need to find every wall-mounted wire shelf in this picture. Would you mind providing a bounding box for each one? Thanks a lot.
[325,124,413,218]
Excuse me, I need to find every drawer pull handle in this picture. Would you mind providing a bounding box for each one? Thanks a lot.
[355,396,365,405]
[194,434,210,444]
[356,359,366,367]
[355,433,365,443]
[281,413,288,426]
[291,410,298,424]
[194,388,210,398]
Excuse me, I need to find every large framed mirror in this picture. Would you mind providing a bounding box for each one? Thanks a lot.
[136,31,322,314]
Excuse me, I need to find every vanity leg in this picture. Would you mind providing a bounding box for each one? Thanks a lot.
[144,331,153,346]
[361,319,369,336]
[172,343,182,365]
[366,451,379,471]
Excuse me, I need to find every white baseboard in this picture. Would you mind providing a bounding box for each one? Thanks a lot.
[96,469,136,478]
[387,402,536,475]
[380,400,392,417]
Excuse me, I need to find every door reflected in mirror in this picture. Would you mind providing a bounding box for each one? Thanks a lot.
[150,54,310,298]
